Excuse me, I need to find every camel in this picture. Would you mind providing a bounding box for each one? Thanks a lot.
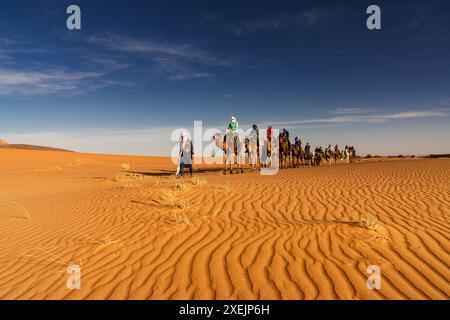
[304,144,313,166]
[212,132,245,174]
[313,147,323,166]
[279,137,291,169]
[343,146,356,163]
[291,140,304,167]
[333,145,341,163]
[349,146,357,163]
[325,147,334,164]
[245,136,259,171]
[261,136,273,168]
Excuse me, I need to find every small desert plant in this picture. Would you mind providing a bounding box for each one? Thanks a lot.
[356,214,380,232]
[222,182,231,194]
[92,235,121,253]
[191,177,207,186]
[120,162,133,171]
[161,190,176,206]
[175,182,191,192]
[114,172,149,188]
[169,212,190,225]
[175,198,192,211]
[350,214,389,242]
[79,232,121,252]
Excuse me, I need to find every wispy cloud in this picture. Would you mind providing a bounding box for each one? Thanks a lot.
[87,33,237,81]
[270,109,449,128]
[0,67,110,96]
[334,107,365,114]
[152,57,213,81]
[227,8,333,36]
[88,33,237,67]
[0,36,131,96]
[0,36,16,46]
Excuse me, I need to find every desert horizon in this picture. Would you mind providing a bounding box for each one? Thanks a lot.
[1,138,449,159]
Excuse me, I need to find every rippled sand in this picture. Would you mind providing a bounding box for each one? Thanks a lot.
[0,149,448,299]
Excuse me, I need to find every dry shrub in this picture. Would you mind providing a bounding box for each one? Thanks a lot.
[120,162,133,171]
[175,182,191,192]
[175,198,192,211]
[114,172,148,188]
[191,177,207,186]
[358,214,380,232]
[222,182,231,194]
[351,213,389,242]
[161,190,176,207]
[78,232,121,252]
[169,212,190,225]
[92,235,121,253]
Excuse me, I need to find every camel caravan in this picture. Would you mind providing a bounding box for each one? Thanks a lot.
[211,116,357,175]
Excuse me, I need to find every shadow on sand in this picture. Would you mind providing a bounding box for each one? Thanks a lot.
[127,167,224,177]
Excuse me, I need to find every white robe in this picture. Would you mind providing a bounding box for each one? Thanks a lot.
[179,138,193,165]
[248,129,259,165]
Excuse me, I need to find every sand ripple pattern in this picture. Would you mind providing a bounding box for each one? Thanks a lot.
[0,159,448,299]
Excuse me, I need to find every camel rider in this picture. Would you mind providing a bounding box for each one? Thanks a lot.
[249,124,259,168]
[228,116,238,134]
[266,125,273,157]
[252,124,260,153]
[226,116,239,151]
[266,125,273,142]
[305,142,310,152]
[294,136,299,146]
[282,128,291,149]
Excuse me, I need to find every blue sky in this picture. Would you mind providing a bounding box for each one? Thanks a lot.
[0,0,449,155]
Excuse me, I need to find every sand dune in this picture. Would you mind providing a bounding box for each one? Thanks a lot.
[0,149,448,300]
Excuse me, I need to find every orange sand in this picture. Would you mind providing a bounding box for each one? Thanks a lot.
[0,149,448,300]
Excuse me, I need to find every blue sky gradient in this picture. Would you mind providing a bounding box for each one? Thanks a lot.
[0,0,449,155]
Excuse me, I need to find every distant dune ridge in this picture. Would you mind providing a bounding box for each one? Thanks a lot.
[0,141,72,152]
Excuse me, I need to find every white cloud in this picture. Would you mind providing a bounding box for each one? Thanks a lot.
[88,33,237,67]
[87,33,237,81]
[228,8,332,36]
[152,57,213,81]
[269,109,449,127]
[0,67,109,96]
